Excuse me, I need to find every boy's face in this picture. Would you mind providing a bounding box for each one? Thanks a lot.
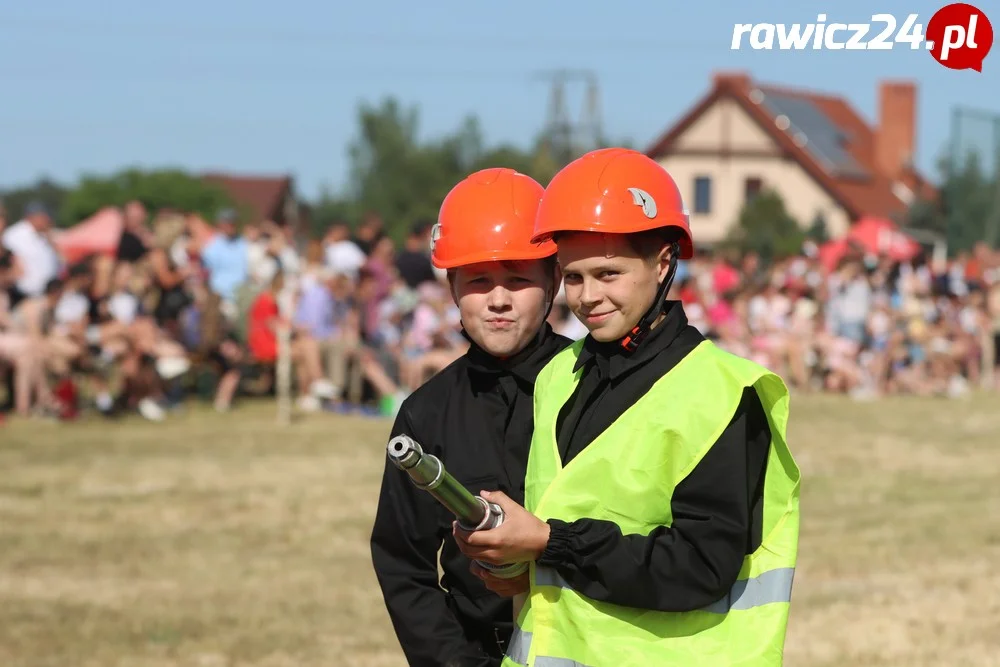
[450,260,554,358]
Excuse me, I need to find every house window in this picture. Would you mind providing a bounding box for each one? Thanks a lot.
[745,177,763,202]
[693,176,712,214]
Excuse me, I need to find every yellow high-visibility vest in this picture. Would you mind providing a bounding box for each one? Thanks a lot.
[502,339,800,667]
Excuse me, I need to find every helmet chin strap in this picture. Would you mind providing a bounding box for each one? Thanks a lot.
[620,243,680,353]
[542,281,556,322]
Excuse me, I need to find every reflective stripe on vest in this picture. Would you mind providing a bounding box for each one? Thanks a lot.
[507,628,531,665]
[508,339,800,667]
[505,627,596,667]
[534,566,795,613]
[505,568,797,665]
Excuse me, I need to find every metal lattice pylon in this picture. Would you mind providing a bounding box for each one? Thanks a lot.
[949,106,1000,247]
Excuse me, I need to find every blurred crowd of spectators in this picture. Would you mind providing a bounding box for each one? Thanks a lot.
[1,196,998,423]
[657,241,1000,400]
[0,199,469,422]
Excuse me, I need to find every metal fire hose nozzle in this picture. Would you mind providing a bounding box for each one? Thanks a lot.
[386,434,528,579]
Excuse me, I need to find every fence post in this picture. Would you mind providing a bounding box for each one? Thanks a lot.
[276,285,293,425]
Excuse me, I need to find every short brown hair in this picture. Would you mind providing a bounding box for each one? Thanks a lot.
[552,229,685,263]
[625,228,686,264]
[447,256,557,278]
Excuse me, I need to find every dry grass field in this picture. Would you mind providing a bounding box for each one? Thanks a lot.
[1,394,999,667]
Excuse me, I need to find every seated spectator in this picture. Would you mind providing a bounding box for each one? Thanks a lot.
[351,211,384,255]
[245,221,281,288]
[2,201,61,308]
[146,215,194,340]
[323,221,366,280]
[293,267,362,401]
[0,282,54,416]
[247,271,335,411]
[115,200,154,264]
[395,220,437,289]
[364,235,396,302]
[11,278,82,375]
[200,208,249,320]
[398,282,464,389]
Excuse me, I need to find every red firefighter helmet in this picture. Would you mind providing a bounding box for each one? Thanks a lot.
[432,168,556,269]
[531,147,694,259]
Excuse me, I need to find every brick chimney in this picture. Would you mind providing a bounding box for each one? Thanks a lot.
[713,70,753,91]
[875,81,916,180]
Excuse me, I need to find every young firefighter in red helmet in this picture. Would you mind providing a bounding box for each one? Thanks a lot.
[370,168,572,667]
[453,149,801,666]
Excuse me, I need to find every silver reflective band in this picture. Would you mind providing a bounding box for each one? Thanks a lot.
[506,628,594,667]
[534,566,794,613]
[701,567,795,613]
[507,628,531,665]
[533,566,569,589]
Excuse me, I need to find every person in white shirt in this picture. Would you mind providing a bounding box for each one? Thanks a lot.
[245,221,281,287]
[10,278,82,375]
[1,201,60,305]
[322,221,367,280]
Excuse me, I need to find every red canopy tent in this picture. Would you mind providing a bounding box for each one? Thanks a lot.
[52,208,124,264]
[817,237,850,272]
[817,216,921,271]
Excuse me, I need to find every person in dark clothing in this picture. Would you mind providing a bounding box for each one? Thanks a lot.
[395,219,437,288]
[147,218,193,338]
[116,228,148,263]
[0,209,18,294]
[453,149,800,666]
[116,200,152,264]
[370,168,571,667]
[351,211,384,255]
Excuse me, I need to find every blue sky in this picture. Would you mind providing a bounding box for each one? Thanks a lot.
[3,0,997,201]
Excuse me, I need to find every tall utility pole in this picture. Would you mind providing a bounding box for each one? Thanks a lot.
[535,69,603,166]
[948,106,1000,249]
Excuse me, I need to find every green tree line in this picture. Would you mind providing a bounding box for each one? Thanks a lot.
[2,97,996,255]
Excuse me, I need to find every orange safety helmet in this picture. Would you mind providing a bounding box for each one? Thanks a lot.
[531,147,694,259]
[431,168,556,269]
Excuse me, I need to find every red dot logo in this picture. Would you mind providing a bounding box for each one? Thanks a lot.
[927,3,993,71]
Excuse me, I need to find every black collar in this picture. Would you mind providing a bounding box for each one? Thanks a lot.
[572,300,689,381]
[466,322,565,386]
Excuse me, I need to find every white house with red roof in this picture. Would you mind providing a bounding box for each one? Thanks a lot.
[645,71,937,245]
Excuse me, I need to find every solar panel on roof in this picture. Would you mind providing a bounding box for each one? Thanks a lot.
[759,92,870,179]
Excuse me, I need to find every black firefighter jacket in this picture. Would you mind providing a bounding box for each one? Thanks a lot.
[370,324,571,667]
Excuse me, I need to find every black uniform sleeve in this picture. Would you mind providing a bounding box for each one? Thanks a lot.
[370,407,494,667]
[536,387,771,612]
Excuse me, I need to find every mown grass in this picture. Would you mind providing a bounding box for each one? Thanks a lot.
[1,393,998,666]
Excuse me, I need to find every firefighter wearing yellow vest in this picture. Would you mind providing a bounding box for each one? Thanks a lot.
[453,148,801,666]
